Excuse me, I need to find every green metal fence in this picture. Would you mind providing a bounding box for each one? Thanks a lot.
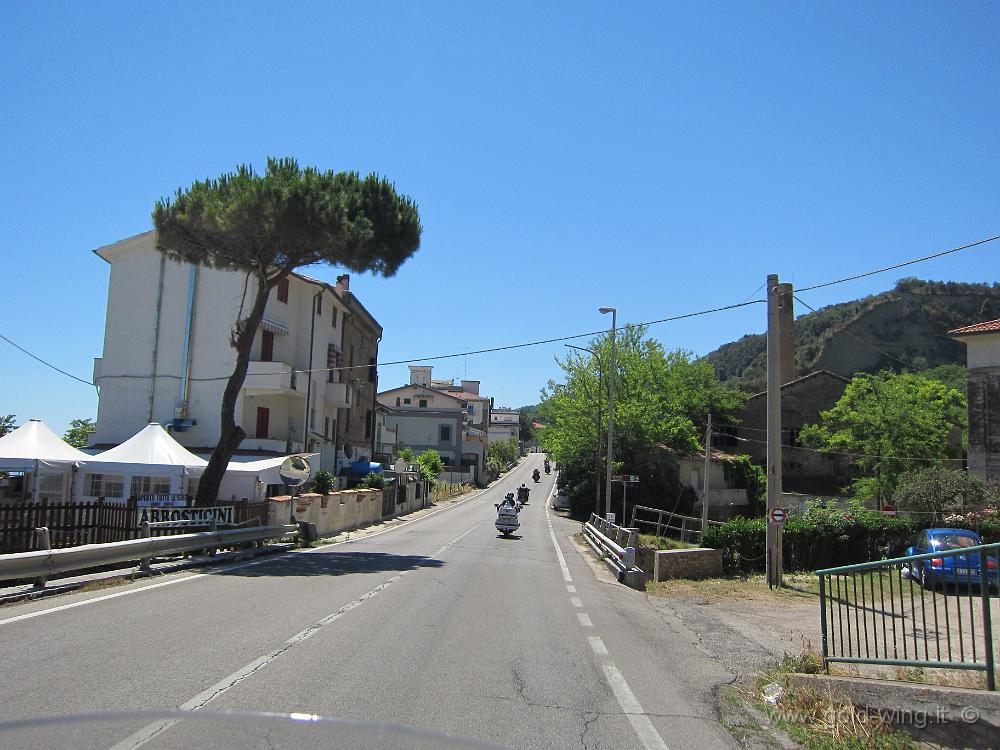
[817,542,999,691]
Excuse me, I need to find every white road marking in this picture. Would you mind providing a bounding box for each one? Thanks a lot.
[603,665,671,750]
[1,483,492,628]
[566,585,576,593]
[570,597,583,608]
[588,636,608,655]
[577,613,593,627]
[545,509,572,582]
[107,573,408,750]
[0,555,272,628]
[432,520,484,557]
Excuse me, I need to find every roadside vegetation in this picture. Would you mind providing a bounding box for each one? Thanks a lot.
[485,437,519,476]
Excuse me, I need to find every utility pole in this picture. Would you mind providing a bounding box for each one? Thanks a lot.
[766,275,785,588]
[701,414,712,536]
[600,307,617,520]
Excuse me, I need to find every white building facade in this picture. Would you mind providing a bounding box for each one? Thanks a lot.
[90,231,375,472]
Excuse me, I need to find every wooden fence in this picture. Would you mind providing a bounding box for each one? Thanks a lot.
[629,504,724,542]
[0,498,269,554]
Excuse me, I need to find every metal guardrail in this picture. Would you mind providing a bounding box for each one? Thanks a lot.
[817,542,998,691]
[630,504,723,541]
[583,514,637,571]
[0,524,298,589]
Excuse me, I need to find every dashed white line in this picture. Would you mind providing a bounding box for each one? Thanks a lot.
[566,585,576,593]
[570,597,583,608]
[588,636,608,655]
[603,665,671,750]
[577,613,593,627]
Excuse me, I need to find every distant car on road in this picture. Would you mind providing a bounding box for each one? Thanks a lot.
[905,528,998,591]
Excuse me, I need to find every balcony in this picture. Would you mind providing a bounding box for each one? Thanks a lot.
[243,361,305,398]
[240,438,305,454]
[324,381,352,409]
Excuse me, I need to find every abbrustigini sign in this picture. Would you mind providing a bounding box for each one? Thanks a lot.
[137,506,234,527]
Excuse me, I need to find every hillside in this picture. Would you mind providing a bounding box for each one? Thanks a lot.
[705,278,1000,392]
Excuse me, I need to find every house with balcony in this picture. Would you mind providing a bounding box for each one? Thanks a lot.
[377,382,467,471]
[88,231,375,473]
[949,318,1000,481]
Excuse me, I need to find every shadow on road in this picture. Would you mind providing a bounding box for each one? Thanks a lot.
[210,550,445,578]
[496,535,522,541]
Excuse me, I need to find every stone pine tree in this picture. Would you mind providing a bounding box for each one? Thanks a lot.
[153,158,422,504]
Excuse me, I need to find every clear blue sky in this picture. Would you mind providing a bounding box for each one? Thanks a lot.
[2,2,998,435]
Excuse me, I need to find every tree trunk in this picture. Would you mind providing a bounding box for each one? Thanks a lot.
[196,272,273,504]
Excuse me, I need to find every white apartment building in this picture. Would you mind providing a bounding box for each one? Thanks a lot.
[488,408,520,444]
[90,231,377,472]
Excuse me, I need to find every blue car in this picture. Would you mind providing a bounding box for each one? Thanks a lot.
[905,528,999,592]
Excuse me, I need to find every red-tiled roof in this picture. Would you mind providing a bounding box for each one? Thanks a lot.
[948,318,1000,336]
[440,390,487,401]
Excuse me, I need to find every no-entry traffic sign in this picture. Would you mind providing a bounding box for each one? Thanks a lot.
[769,508,788,524]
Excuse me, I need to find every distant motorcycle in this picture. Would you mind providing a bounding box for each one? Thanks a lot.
[532,469,541,483]
[517,485,530,503]
[544,462,551,475]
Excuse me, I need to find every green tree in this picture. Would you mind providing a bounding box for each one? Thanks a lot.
[801,372,966,505]
[487,437,519,469]
[153,158,421,504]
[416,449,445,483]
[0,414,15,437]
[539,326,746,513]
[397,446,415,463]
[891,466,994,522]
[63,418,96,448]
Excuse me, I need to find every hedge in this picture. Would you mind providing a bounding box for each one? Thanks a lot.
[702,512,1000,575]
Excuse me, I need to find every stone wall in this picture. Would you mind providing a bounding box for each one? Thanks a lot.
[652,548,723,581]
[268,488,385,538]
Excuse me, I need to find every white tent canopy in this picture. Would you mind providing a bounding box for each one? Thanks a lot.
[85,422,208,470]
[0,419,90,471]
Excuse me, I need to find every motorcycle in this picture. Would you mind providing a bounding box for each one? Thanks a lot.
[544,462,551,475]
[495,492,521,537]
[532,469,541,483]
[517,485,530,504]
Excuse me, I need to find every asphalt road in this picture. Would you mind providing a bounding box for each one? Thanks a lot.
[0,455,738,749]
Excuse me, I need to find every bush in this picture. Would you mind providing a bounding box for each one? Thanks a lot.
[892,466,996,522]
[310,470,336,495]
[416,449,445,483]
[358,471,385,489]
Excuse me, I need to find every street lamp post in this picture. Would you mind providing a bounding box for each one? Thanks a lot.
[599,307,617,521]
[566,344,603,515]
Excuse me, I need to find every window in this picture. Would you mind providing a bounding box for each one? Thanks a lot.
[324,417,330,440]
[396,397,400,406]
[467,404,475,414]
[261,330,274,362]
[255,407,270,439]
[327,343,341,383]
[332,308,337,327]
[365,409,373,439]
[368,357,376,384]
[403,398,411,405]
[315,295,322,316]
[310,408,316,429]
[418,399,428,408]
[349,345,355,368]
[276,278,289,303]
[85,473,125,499]
[439,425,451,442]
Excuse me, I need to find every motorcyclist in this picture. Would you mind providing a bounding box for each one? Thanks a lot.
[532,468,541,482]
[517,484,529,502]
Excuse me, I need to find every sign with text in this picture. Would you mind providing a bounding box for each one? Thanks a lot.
[137,506,234,527]
[611,475,639,483]
[137,494,188,508]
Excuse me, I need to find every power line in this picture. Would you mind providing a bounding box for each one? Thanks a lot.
[792,294,919,371]
[726,432,965,462]
[797,235,999,292]
[10,233,997,388]
[0,332,96,390]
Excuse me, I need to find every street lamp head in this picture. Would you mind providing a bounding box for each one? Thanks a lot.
[598,307,615,314]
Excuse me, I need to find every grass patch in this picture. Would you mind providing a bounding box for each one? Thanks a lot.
[749,653,916,750]
[645,573,820,603]
[79,575,134,592]
[638,533,698,550]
